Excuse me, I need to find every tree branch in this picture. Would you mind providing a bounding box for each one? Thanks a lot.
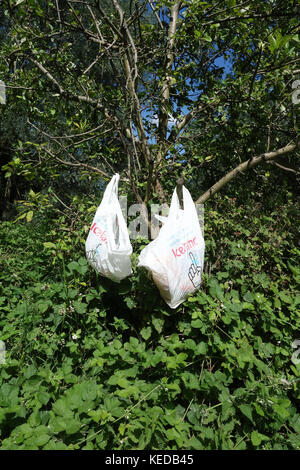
[248,44,263,100]
[157,0,181,147]
[257,58,300,74]
[202,10,298,26]
[147,0,164,30]
[101,0,152,169]
[167,102,204,144]
[268,160,299,174]
[29,56,135,146]
[27,120,120,180]
[196,142,300,204]
[43,147,112,180]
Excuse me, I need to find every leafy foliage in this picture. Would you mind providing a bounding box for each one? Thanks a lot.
[0,0,299,215]
[0,0,299,452]
[0,192,299,450]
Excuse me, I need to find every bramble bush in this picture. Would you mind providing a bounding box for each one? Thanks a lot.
[0,192,299,450]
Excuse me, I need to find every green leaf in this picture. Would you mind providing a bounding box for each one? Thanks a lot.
[26,211,33,222]
[117,377,129,389]
[191,319,203,329]
[125,297,136,309]
[35,433,50,447]
[231,301,243,312]
[24,365,37,379]
[28,411,41,427]
[199,426,214,440]
[185,339,196,351]
[152,317,164,333]
[254,403,265,417]
[202,34,212,42]
[52,399,71,417]
[37,301,50,313]
[37,391,50,405]
[278,291,291,304]
[268,35,277,53]
[274,297,281,309]
[68,261,79,272]
[65,418,81,435]
[237,344,254,363]
[140,326,151,340]
[251,430,269,446]
[243,292,254,302]
[43,242,56,249]
[73,301,87,314]
[239,404,254,423]
[274,399,291,419]
[68,288,78,299]
[254,293,264,303]
[188,436,204,449]
[196,342,208,355]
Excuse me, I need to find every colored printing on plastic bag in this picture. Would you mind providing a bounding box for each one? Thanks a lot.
[138,185,205,308]
[85,174,132,282]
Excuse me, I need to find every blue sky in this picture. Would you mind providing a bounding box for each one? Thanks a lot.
[140,53,233,151]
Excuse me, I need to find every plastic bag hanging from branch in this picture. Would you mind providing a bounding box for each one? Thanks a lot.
[85,174,132,282]
[138,183,205,308]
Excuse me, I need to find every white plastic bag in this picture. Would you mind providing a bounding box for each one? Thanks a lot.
[138,185,205,308]
[85,174,132,282]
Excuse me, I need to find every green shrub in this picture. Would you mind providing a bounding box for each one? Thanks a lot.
[0,194,299,450]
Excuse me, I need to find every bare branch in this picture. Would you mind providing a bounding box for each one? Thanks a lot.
[268,161,299,174]
[168,104,204,144]
[30,58,64,94]
[29,57,122,128]
[108,0,152,168]
[55,0,62,28]
[257,58,300,74]
[95,0,123,40]
[248,44,263,100]
[51,191,71,211]
[158,0,181,146]
[202,10,298,26]
[43,147,112,180]
[203,0,252,21]
[28,120,119,178]
[57,1,106,45]
[167,94,221,147]
[5,85,33,90]
[147,1,164,30]
[86,4,103,43]
[49,124,108,140]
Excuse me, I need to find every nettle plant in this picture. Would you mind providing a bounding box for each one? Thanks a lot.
[0,191,299,450]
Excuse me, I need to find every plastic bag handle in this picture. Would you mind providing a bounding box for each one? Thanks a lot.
[102,174,120,205]
[167,185,196,222]
[101,174,131,252]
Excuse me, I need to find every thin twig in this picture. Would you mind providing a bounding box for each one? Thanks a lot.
[268,161,299,174]
[147,0,164,29]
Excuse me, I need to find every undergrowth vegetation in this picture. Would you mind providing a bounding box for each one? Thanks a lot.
[0,193,299,450]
